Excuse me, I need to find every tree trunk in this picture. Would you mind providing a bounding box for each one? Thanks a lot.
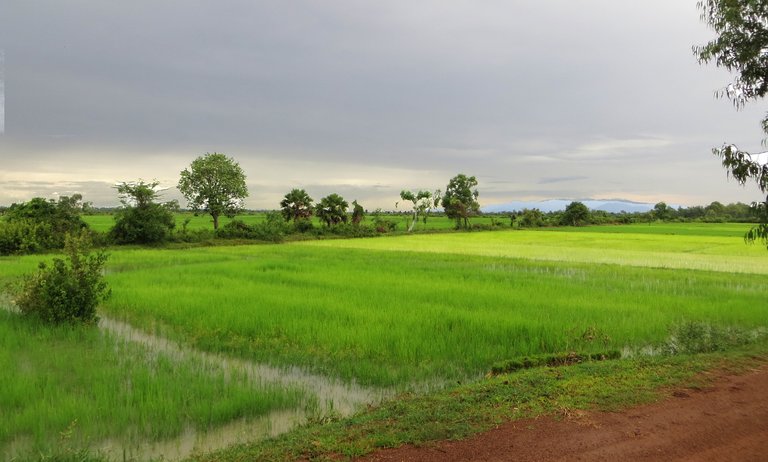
[212,213,220,230]
[408,210,417,232]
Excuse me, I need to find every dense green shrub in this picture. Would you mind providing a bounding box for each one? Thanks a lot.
[109,181,176,244]
[110,204,175,244]
[312,223,377,238]
[371,210,397,233]
[15,231,110,324]
[216,212,289,243]
[0,219,54,255]
[292,218,315,233]
[1,196,88,254]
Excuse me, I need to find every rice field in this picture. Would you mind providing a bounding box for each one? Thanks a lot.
[1,222,766,458]
[81,212,502,234]
[96,228,766,387]
[0,308,308,460]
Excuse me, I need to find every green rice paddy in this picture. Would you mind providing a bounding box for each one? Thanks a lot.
[0,308,307,459]
[81,212,501,234]
[1,222,766,458]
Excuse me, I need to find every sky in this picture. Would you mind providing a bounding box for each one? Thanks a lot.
[1,1,766,210]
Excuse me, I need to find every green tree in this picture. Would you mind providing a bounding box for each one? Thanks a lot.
[696,0,768,247]
[441,174,480,229]
[315,194,349,227]
[400,190,435,232]
[178,152,248,230]
[518,208,545,228]
[110,180,176,244]
[652,202,672,221]
[280,188,314,223]
[351,200,365,225]
[15,230,110,324]
[561,201,590,226]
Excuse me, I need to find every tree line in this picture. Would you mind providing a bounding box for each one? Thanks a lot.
[0,151,762,256]
[0,153,483,254]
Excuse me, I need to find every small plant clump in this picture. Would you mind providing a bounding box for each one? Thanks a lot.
[659,320,761,355]
[14,230,110,324]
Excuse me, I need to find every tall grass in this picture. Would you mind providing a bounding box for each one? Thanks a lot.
[0,309,307,458]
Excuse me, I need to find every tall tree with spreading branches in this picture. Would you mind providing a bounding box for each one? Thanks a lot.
[695,0,768,247]
[178,153,248,230]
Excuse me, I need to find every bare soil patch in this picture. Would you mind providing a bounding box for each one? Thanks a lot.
[360,363,768,462]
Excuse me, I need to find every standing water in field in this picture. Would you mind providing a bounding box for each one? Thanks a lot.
[95,316,392,460]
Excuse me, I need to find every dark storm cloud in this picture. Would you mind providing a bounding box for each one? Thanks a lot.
[0,1,764,208]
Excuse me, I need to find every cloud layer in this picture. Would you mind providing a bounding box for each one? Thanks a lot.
[1,1,764,209]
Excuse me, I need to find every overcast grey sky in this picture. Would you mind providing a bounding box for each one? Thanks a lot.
[0,1,765,209]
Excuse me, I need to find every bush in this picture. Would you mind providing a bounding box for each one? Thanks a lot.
[0,219,54,255]
[216,212,289,243]
[4,196,88,251]
[312,223,377,238]
[371,210,397,233]
[110,204,175,244]
[15,231,110,324]
[292,218,315,233]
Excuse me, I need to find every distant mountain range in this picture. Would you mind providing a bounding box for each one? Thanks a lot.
[482,199,659,214]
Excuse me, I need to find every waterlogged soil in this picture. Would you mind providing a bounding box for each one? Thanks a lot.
[361,364,768,462]
[97,317,392,461]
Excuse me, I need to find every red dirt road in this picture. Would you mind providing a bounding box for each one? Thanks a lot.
[361,364,768,462]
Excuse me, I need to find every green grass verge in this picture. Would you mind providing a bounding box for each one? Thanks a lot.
[189,343,768,462]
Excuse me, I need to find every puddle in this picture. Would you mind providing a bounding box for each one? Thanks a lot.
[1,303,393,461]
[91,316,393,460]
[95,408,306,461]
[100,317,392,416]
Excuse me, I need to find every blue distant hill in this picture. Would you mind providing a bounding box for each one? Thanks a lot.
[482,199,656,214]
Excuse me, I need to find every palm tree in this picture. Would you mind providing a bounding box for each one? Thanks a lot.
[280,188,314,222]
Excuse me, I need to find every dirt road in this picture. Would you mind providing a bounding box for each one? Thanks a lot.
[361,364,768,462]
